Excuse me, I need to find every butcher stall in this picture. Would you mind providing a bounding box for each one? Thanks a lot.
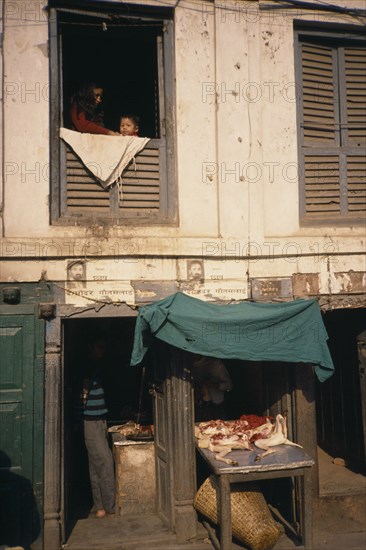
[129,292,335,548]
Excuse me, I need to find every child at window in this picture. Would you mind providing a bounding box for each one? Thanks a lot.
[119,114,140,136]
[71,82,120,136]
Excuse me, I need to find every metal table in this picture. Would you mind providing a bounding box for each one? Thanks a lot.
[196,443,314,550]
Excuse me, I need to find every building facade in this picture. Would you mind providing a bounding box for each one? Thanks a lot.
[0,0,365,548]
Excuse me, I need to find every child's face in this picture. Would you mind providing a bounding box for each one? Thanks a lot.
[120,117,139,136]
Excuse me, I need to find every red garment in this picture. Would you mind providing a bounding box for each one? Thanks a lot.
[70,102,110,135]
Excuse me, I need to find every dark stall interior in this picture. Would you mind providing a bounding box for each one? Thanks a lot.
[63,316,153,527]
[62,308,366,541]
[317,307,366,473]
[63,315,296,528]
[195,360,299,523]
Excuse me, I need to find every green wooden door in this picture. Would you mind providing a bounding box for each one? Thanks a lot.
[0,308,44,548]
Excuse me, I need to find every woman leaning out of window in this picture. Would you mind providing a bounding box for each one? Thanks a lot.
[70,82,120,136]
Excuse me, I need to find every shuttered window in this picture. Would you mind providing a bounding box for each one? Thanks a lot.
[49,4,176,225]
[297,30,366,224]
[63,139,164,217]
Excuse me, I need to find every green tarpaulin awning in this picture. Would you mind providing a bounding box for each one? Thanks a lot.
[130,292,334,382]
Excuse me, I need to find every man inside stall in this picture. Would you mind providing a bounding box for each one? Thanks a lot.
[192,355,233,422]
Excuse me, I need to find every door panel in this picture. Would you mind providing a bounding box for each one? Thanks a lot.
[150,340,174,528]
[0,313,42,548]
[153,382,173,526]
[152,344,197,540]
[0,402,22,473]
[357,330,366,466]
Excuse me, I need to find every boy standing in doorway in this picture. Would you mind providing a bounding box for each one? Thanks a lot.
[80,338,115,518]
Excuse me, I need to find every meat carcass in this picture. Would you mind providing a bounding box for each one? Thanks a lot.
[254,413,302,460]
[208,436,253,465]
[195,416,270,465]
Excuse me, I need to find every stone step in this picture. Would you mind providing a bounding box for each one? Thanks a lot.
[65,537,214,550]
[317,492,366,526]
[120,542,213,550]
[63,514,214,550]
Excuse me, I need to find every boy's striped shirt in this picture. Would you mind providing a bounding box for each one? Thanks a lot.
[83,378,108,420]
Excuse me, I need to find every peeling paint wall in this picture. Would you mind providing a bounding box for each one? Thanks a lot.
[3,0,50,235]
[0,3,4,237]
[0,0,365,307]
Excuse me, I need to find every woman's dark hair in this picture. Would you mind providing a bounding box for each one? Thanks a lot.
[72,82,105,126]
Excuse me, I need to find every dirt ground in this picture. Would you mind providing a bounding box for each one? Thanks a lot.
[60,507,366,550]
[63,447,365,550]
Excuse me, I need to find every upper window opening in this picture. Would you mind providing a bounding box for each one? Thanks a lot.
[60,12,162,138]
[50,6,176,225]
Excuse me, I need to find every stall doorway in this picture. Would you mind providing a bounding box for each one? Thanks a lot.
[62,316,153,540]
[317,308,366,472]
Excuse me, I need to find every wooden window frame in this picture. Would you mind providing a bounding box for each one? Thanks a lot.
[295,25,366,226]
[49,4,177,226]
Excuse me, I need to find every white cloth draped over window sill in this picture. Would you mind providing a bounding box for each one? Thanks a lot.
[60,128,150,193]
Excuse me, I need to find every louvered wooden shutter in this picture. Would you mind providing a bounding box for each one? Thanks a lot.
[300,38,366,221]
[301,43,336,144]
[303,155,340,216]
[343,48,365,216]
[64,140,161,216]
[66,149,111,213]
[347,156,366,214]
[344,47,366,146]
[119,141,160,213]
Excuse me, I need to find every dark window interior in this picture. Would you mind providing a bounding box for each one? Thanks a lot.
[60,13,162,137]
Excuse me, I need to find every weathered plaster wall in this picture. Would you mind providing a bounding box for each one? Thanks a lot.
[3,0,50,235]
[0,0,365,303]
[0,3,4,238]
[175,2,218,236]
[215,1,252,239]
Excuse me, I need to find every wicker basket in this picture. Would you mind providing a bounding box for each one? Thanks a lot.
[194,476,281,550]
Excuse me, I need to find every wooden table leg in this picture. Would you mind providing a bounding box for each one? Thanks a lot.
[219,474,232,549]
[115,447,122,515]
[302,468,313,550]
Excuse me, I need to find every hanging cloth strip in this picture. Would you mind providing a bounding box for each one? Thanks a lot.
[60,128,150,190]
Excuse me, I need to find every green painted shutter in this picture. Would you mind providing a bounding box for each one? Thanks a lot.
[0,310,44,548]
